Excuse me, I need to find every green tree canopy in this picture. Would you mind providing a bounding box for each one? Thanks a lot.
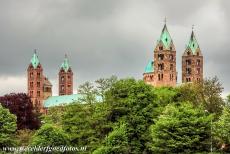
[177,76,224,117]
[31,124,69,146]
[151,102,212,153]
[93,123,129,154]
[0,104,17,148]
[213,107,230,152]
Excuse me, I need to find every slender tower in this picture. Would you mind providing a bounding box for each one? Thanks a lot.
[143,22,177,87]
[59,54,73,95]
[27,50,44,108]
[182,28,203,83]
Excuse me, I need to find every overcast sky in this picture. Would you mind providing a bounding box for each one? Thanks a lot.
[0,0,229,97]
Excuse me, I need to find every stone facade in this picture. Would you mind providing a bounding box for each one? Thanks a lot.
[58,55,73,95]
[59,69,73,95]
[27,52,52,111]
[143,24,177,87]
[182,31,203,83]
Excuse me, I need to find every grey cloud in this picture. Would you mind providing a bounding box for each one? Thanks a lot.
[0,0,229,95]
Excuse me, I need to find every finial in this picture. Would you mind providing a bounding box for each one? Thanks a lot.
[164,17,167,25]
[65,53,67,59]
[192,24,194,31]
[34,49,37,54]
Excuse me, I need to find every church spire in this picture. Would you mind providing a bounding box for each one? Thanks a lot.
[30,49,40,69]
[60,54,71,72]
[159,22,173,50]
[187,27,199,54]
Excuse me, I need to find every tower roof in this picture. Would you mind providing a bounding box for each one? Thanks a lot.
[159,24,173,49]
[187,30,199,54]
[60,54,71,72]
[144,60,154,73]
[30,50,40,69]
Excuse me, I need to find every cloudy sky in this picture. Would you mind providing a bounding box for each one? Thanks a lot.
[0,0,229,96]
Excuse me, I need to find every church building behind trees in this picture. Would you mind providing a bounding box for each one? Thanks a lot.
[143,22,203,87]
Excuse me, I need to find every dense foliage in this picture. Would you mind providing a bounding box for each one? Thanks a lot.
[151,102,212,153]
[0,93,41,130]
[30,124,69,146]
[0,104,17,148]
[213,107,230,152]
[1,76,230,153]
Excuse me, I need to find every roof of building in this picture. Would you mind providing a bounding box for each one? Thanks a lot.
[144,60,154,73]
[43,77,52,87]
[159,24,173,50]
[44,94,83,108]
[44,94,102,108]
[187,30,199,54]
[60,54,71,72]
[30,51,40,69]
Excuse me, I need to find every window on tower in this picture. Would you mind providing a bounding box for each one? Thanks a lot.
[186,68,192,75]
[30,72,33,78]
[170,64,173,71]
[158,54,164,60]
[159,46,163,50]
[61,85,64,92]
[196,59,201,66]
[30,82,33,88]
[61,76,64,82]
[158,63,164,70]
[186,59,191,65]
[186,78,191,82]
[37,91,40,97]
[30,91,33,97]
[196,68,200,74]
[37,82,40,88]
[37,72,41,78]
[170,74,174,81]
[169,54,174,61]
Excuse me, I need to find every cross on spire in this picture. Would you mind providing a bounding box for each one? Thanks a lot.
[164,17,167,25]
[192,24,194,31]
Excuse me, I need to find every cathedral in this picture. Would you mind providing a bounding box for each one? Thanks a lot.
[27,22,204,112]
[27,51,74,112]
[143,23,203,86]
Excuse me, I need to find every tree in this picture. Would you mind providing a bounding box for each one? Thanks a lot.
[16,129,35,146]
[31,124,69,146]
[0,104,17,148]
[226,94,230,107]
[213,107,230,152]
[93,123,129,154]
[151,102,212,153]
[62,103,112,152]
[177,76,224,117]
[95,75,118,101]
[78,81,97,104]
[104,78,158,153]
[0,93,41,130]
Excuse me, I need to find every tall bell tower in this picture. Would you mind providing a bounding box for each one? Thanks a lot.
[182,28,203,83]
[143,22,177,87]
[59,54,73,95]
[27,50,44,108]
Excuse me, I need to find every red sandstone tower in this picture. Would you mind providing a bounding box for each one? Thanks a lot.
[143,23,177,87]
[27,51,52,110]
[182,29,203,83]
[59,54,73,95]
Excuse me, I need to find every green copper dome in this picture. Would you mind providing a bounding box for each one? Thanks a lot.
[159,24,173,49]
[61,54,71,72]
[30,51,40,69]
[145,60,154,73]
[187,30,199,54]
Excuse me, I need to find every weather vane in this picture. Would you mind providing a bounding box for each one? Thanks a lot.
[192,24,194,31]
